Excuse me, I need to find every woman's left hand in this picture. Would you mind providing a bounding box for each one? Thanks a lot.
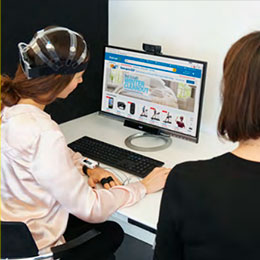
[87,167,122,189]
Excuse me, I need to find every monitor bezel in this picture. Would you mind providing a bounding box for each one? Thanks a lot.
[100,45,207,143]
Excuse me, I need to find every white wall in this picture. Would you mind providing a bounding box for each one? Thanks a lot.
[109,0,260,134]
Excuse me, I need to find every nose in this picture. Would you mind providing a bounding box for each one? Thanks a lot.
[79,77,83,83]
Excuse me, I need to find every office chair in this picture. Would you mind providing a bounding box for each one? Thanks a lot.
[1,221,102,260]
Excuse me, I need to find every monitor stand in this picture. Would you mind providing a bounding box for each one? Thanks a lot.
[125,132,172,152]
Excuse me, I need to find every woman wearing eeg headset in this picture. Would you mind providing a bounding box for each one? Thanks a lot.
[1,26,170,260]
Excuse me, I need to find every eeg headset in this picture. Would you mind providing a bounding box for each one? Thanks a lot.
[18,27,88,79]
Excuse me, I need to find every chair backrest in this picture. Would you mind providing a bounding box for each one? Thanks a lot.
[1,221,111,260]
[1,221,39,258]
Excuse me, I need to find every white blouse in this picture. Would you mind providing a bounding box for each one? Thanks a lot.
[1,104,146,253]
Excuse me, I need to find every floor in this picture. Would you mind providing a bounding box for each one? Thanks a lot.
[115,234,154,260]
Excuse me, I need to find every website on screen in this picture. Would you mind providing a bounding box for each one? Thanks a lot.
[101,47,204,137]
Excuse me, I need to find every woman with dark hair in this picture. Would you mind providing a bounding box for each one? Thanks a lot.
[1,26,170,260]
[154,31,260,260]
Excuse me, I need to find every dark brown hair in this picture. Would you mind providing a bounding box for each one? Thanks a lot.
[1,26,88,110]
[218,31,260,142]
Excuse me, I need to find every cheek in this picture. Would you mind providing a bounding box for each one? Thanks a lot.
[64,83,76,94]
[58,81,78,98]
[69,81,78,91]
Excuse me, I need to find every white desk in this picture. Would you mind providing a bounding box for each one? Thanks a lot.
[60,112,237,244]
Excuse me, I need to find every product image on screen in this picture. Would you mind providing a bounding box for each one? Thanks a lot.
[101,46,207,143]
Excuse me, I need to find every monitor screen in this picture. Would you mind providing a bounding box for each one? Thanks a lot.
[101,46,207,143]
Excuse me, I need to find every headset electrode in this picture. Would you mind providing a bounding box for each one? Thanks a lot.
[18,27,88,79]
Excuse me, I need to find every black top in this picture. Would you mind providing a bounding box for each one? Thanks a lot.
[154,153,260,260]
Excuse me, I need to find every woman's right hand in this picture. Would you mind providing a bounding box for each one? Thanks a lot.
[140,167,171,194]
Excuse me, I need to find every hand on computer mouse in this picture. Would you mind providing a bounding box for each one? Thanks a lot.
[140,167,171,194]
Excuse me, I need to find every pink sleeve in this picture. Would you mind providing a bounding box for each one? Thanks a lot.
[67,147,85,175]
[32,130,146,223]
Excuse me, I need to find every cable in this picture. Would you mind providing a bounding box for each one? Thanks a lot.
[101,166,129,185]
[101,165,142,185]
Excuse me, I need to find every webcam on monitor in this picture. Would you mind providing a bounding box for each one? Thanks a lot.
[142,43,162,55]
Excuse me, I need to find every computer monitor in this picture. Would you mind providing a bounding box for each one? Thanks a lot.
[100,45,207,150]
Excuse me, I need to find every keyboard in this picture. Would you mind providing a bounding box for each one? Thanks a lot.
[68,136,164,178]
